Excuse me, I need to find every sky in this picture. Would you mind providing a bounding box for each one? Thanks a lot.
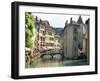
[32,12,89,28]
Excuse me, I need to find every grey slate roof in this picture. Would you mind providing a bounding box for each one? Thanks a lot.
[77,16,84,24]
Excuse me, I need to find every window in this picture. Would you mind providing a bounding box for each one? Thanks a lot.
[46,43,54,46]
[41,44,42,47]
[49,37,54,41]
[48,32,52,35]
[74,36,78,41]
[43,38,45,41]
[43,31,45,35]
[43,44,45,46]
[74,28,78,34]
[40,37,45,41]
[40,37,42,41]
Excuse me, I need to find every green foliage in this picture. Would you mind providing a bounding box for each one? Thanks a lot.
[25,12,35,48]
[25,28,32,48]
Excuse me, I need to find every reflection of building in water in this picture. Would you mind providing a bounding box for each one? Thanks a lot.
[61,16,89,59]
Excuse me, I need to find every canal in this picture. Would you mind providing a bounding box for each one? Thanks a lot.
[25,56,87,68]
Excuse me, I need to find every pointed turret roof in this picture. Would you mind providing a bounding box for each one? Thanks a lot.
[77,16,84,24]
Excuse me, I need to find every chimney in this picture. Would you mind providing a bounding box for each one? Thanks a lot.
[65,20,68,26]
[70,17,72,23]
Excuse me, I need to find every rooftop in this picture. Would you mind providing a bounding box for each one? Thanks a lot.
[77,16,84,24]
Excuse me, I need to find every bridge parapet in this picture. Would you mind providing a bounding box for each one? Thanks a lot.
[40,53,64,60]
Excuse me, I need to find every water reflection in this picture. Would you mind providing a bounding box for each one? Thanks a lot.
[35,54,62,68]
[25,49,88,68]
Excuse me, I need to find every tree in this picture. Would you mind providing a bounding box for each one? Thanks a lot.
[25,12,35,48]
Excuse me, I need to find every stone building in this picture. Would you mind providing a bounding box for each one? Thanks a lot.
[84,18,89,64]
[77,16,84,50]
[62,16,85,59]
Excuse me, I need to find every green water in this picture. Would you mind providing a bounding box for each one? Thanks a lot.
[25,58,87,68]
